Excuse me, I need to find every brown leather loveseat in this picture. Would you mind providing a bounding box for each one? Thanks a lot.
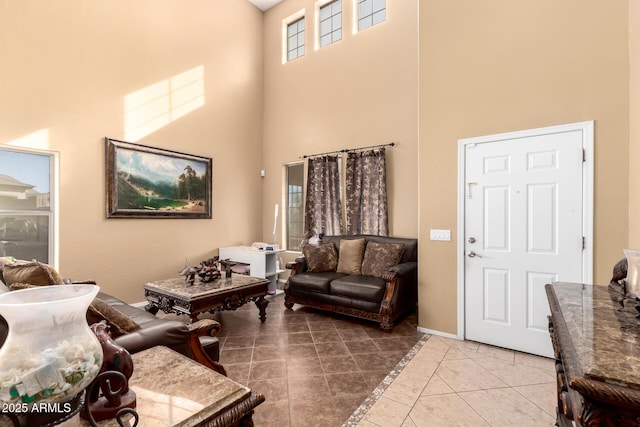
[284,235,418,331]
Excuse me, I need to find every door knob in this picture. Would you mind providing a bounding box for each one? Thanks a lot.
[468,251,479,258]
[468,237,476,244]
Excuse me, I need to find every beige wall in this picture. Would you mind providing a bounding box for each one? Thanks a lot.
[0,0,264,302]
[419,0,630,334]
[630,0,640,245]
[1,0,634,336]
[261,0,420,260]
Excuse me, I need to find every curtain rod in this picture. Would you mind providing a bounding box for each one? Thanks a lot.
[300,142,395,159]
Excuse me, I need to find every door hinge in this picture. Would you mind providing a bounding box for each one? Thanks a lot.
[582,236,586,250]
[583,149,586,162]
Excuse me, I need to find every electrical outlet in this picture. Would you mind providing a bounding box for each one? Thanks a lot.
[430,229,451,241]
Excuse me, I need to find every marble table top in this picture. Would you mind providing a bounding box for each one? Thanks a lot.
[549,282,640,390]
[61,346,253,426]
[143,274,269,300]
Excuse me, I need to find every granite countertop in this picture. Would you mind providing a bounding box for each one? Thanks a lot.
[550,282,640,390]
[61,346,251,426]
[144,274,267,299]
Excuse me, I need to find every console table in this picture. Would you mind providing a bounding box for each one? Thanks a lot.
[546,282,640,426]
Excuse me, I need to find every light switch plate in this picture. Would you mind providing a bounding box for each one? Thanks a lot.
[430,229,451,241]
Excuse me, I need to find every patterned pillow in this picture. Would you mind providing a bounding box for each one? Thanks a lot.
[2,261,64,286]
[86,298,140,337]
[336,238,367,275]
[7,282,36,291]
[302,243,338,272]
[361,242,405,278]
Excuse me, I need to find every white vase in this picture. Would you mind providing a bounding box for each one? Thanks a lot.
[624,249,640,298]
[0,284,103,421]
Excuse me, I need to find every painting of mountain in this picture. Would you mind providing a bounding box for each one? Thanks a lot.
[106,138,212,218]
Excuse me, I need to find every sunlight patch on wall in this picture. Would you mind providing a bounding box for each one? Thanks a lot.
[124,66,205,142]
[3,129,50,150]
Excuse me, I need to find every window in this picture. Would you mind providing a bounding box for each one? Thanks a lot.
[285,163,304,251]
[357,0,386,32]
[0,147,57,266]
[319,0,342,48]
[287,17,305,62]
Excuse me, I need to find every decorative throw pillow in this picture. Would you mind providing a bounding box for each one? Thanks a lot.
[86,298,140,337]
[302,242,338,273]
[2,261,63,287]
[361,242,406,278]
[0,257,21,284]
[336,238,367,275]
[7,282,36,291]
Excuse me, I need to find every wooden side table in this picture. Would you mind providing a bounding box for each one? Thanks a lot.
[59,346,265,427]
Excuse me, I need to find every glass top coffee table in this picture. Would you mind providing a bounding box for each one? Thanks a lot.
[143,274,271,323]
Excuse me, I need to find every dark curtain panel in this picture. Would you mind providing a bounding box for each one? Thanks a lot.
[304,155,343,240]
[345,148,388,236]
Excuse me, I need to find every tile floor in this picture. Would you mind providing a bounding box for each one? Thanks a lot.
[205,293,557,427]
[209,293,423,427]
[350,336,557,427]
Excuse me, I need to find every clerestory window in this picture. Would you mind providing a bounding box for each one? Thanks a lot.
[357,0,386,32]
[287,17,306,62]
[319,0,342,48]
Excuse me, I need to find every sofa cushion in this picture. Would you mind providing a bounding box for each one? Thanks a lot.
[329,275,386,303]
[2,260,63,286]
[361,241,405,278]
[289,271,347,294]
[336,238,366,275]
[87,297,140,337]
[302,242,338,273]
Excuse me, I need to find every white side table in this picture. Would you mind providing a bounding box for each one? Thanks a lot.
[219,246,285,293]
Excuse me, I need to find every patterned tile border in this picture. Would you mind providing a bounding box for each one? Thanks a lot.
[342,333,432,426]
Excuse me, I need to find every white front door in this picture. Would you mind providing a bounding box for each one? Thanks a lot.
[461,122,593,357]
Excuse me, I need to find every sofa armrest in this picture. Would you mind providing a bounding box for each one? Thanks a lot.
[187,319,226,376]
[113,318,190,354]
[63,279,97,285]
[380,262,418,320]
[286,256,307,276]
[386,261,417,278]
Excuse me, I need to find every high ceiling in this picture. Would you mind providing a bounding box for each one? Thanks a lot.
[248,0,283,11]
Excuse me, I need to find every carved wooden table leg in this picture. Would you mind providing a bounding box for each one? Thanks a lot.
[188,312,200,324]
[254,296,269,322]
[144,302,159,315]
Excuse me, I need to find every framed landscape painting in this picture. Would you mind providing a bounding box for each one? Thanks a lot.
[105,138,212,219]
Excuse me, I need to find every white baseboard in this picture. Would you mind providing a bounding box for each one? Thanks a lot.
[130,301,147,308]
[417,326,460,340]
